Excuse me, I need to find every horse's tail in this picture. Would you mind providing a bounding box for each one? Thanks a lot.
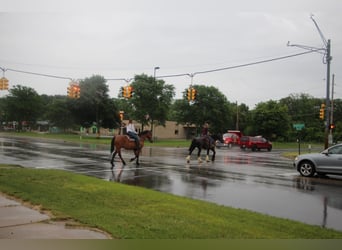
[110,136,115,154]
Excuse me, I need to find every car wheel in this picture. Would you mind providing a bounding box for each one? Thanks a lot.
[252,145,257,151]
[267,147,272,151]
[298,161,315,177]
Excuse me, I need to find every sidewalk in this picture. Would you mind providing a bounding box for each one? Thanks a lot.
[0,194,110,239]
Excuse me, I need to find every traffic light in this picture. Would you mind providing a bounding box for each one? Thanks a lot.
[73,85,80,98]
[120,87,125,98]
[319,104,325,119]
[191,88,197,100]
[67,86,73,97]
[127,86,133,98]
[330,124,335,130]
[0,77,9,90]
[67,82,80,98]
[187,88,192,101]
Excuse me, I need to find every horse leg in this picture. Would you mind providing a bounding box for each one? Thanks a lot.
[110,150,118,169]
[118,150,126,165]
[130,150,140,165]
[197,147,203,163]
[205,148,210,162]
[187,145,195,163]
[211,148,216,162]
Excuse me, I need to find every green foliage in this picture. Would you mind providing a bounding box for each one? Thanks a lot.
[1,78,342,143]
[2,85,42,130]
[125,74,175,129]
[251,100,290,140]
[171,85,232,135]
[72,75,120,129]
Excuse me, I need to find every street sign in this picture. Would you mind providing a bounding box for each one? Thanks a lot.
[293,123,305,131]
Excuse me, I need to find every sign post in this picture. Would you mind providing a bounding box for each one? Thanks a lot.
[293,123,305,155]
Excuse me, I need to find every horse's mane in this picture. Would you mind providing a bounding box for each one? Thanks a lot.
[139,130,151,136]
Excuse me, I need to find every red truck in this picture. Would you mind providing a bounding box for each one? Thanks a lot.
[217,130,243,148]
[239,136,272,151]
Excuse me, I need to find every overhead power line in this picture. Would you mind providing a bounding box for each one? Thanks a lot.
[1,50,319,82]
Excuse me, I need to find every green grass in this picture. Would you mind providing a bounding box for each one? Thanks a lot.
[0,165,341,239]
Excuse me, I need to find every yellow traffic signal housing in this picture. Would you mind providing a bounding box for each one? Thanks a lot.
[319,108,324,119]
[67,86,73,97]
[187,88,192,101]
[0,77,9,90]
[319,103,325,119]
[126,86,133,98]
[120,87,125,98]
[67,82,80,98]
[191,88,197,100]
[73,86,80,98]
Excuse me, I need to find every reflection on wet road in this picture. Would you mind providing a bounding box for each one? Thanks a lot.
[1,136,342,232]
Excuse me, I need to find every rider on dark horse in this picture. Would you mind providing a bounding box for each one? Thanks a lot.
[126,119,140,150]
[201,122,214,146]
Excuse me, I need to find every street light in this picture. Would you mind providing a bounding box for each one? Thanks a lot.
[153,66,160,81]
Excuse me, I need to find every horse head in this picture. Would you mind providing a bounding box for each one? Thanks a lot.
[139,130,153,143]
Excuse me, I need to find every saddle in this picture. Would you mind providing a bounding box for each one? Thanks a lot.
[125,134,136,142]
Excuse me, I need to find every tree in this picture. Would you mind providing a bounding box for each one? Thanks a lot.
[251,100,290,140]
[279,94,325,142]
[3,85,42,130]
[71,75,120,133]
[127,74,175,133]
[46,98,75,131]
[172,85,232,135]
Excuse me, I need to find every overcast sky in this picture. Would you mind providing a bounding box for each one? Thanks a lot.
[1,0,341,108]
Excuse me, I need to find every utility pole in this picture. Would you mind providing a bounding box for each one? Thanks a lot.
[288,15,332,149]
[330,74,335,142]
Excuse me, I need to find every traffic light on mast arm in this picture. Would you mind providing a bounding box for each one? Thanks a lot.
[187,88,192,101]
[191,88,197,100]
[73,85,80,98]
[0,77,9,90]
[67,86,73,97]
[127,86,134,98]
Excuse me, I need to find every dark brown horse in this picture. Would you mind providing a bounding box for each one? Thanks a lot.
[186,135,216,163]
[110,130,153,168]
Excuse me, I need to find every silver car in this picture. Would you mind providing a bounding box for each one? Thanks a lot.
[293,143,342,177]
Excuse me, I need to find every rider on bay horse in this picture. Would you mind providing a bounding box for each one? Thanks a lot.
[126,119,140,150]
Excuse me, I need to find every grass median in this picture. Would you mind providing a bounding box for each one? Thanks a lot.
[1,164,341,239]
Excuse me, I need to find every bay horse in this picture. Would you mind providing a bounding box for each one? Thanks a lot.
[186,135,217,163]
[110,130,153,168]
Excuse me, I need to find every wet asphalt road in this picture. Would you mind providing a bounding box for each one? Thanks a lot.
[1,135,342,232]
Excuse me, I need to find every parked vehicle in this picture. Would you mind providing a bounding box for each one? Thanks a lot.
[216,130,242,148]
[239,136,272,151]
[293,143,342,177]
